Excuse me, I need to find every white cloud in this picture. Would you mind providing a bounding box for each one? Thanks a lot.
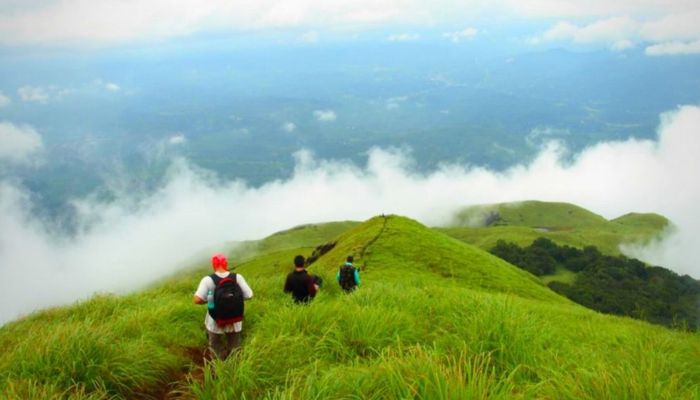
[0,0,218,45]
[503,0,697,18]
[0,0,698,46]
[571,16,637,43]
[105,82,121,92]
[0,121,43,164]
[387,33,420,42]
[530,21,575,44]
[17,86,50,103]
[443,27,478,42]
[645,40,700,56]
[525,126,570,147]
[639,10,700,42]
[313,109,337,122]
[2,105,700,324]
[168,133,186,145]
[282,122,297,132]
[532,11,700,54]
[93,79,121,92]
[0,0,412,46]
[533,17,636,45]
[0,92,10,107]
[17,85,73,102]
[385,96,408,110]
[611,39,634,51]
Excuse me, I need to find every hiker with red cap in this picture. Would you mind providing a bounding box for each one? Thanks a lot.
[193,253,253,360]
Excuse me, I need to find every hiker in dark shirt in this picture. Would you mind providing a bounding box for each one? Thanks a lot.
[284,255,320,303]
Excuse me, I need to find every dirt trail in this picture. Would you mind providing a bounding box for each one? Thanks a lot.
[358,214,389,270]
[140,346,208,400]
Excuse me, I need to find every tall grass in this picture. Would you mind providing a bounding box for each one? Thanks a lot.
[2,215,699,399]
[187,278,700,399]
[0,286,205,399]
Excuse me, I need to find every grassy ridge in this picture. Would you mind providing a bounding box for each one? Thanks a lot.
[454,201,610,228]
[1,215,699,399]
[612,212,670,237]
[231,221,359,261]
[441,201,670,255]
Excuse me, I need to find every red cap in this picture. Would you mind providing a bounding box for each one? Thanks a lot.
[212,253,228,269]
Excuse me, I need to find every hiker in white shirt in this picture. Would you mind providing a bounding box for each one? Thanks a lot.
[193,253,253,360]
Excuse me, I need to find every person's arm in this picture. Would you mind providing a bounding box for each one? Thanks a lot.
[307,275,318,297]
[193,276,211,305]
[354,269,360,285]
[283,274,292,293]
[236,274,254,300]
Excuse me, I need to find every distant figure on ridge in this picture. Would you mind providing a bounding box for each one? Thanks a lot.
[193,253,253,360]
[337,255,360,292]
[284,255,320,304]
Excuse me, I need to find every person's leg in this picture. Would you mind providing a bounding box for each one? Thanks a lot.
[225,331,242,358]
[208,331,227,360]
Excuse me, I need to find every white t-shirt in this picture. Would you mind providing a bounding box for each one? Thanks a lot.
[194,271,253,334]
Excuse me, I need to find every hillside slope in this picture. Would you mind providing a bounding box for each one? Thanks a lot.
[441,200,670,255]
[230,221,360,261]
[454,201,609,228]
[306,215,564,302]
[1,215,698,399]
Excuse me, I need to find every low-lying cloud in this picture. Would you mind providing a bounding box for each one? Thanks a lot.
[17,85,50,103]
[0,92,10,108]
[16,85,74,103]
[105,82,121,92]
[0,121,43,164]
[168,133,187,145]
[645,40,700,56]
[1,105,699,325]
[314,109,336,122]
[385,96,408,111]
[443,27,478,43]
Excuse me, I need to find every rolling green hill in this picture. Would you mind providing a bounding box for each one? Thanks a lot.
[1,214,698,399]
[440,200,670,255]
[454,201,610,228]
[230,221,360,261]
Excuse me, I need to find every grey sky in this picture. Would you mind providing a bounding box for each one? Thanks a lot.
[0,0,698,54]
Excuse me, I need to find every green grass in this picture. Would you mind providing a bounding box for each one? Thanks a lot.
[231,221,360,262]
[453,201,611,229]
[612,212,671,240]
[441,200,670,255]
[1,214,698,399]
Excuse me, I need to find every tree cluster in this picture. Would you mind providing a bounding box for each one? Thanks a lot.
[490,238,700,330]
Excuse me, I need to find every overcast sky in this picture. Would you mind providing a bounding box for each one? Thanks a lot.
[0,0,699,55]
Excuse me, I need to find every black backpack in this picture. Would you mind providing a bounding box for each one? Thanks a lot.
[339,265,356,291]
[209,273,244,326]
